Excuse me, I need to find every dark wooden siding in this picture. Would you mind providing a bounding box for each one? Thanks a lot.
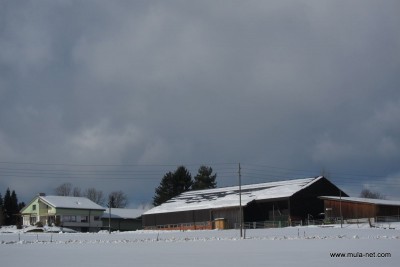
[323,200,376,218]
[377,205,400,217]
[143,209,211,227]
[290,177,348,220]
[103,218,142,231]
[212,207,240,228]
[244,200,289,222]
[323,199,400,219]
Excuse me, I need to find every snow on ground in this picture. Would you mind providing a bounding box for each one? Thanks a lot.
[1,224,399,267]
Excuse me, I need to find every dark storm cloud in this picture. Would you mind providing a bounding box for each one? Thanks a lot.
[1,0,399,204]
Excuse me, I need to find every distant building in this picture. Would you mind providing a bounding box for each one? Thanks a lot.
[319,196,400,222]
[102,208,144,231]
[20,194,105,232]
[143,176,347,230]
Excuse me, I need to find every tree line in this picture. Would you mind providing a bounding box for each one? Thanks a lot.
[54,183,128,208]
[0,188,25,226]
[153,165,217,206]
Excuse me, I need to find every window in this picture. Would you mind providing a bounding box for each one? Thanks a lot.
[32,205,36,211]
[30,217,37,225]
[81,216,88,222]
[94,216,100,221]
[63,215,77,222]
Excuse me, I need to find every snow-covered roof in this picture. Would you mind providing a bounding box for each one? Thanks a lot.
[102,208,144,219]
[320,196,400,206]
[144,177,323,215]
[40,196,106,211]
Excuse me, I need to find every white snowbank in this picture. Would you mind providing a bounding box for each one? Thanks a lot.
[1,224,399,267]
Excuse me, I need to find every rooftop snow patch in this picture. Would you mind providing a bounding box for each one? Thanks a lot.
[144,177,322,215]
[102,208,144,219]
[40,196,105,210]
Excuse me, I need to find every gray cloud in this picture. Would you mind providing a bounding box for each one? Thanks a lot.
[1,0,400,204]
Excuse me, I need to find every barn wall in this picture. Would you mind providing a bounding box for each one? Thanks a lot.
[142,209,211,227]
[323,200,400,219]
[323,200,376,219]
[244,200,289,222]
[290,177,348,220]
[212,207,240,229]
[377,205,400,217]
[102,218,142,231]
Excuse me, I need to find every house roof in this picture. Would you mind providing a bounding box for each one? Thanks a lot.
[320,196,400,207]
[102,208,144,219]
[40,196,106,211]
[144,176,324,215]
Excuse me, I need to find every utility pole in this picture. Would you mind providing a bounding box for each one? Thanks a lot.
[108,203,111,234]
[108,196,114,234]
[238,163,243,238]
[340,190,343,228]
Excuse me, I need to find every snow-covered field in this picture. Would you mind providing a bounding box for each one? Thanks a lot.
[1,224,399,267]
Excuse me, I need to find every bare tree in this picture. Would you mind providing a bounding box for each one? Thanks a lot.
[108,191,128,208]
[84,188,105,205]
[137,202,153,211]
[360,188,385,199]
[72,187,82,197]
[54,183,72,196]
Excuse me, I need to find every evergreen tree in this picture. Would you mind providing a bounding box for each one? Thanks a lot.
[0,193,3,207]
[3,188,12,225]
[153,166,193,206]
[2,189,23,225]
[192,166,217,190]
[18,202,26,211]
[10,190,19,225]
[172,166,193,195]
[153,172,175,206]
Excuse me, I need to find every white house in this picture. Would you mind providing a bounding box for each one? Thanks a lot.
[21,194,106,232]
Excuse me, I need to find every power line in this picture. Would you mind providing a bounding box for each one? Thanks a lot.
[0,161,398,187]
[0,161,236,167]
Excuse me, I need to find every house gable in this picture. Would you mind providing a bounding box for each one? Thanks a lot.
[20,197,42,215]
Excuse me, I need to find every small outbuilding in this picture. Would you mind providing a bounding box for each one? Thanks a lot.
[102,208,143,231]
[143,176,347,230]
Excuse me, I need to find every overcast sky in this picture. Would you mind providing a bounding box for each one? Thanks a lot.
[1,0,399,206]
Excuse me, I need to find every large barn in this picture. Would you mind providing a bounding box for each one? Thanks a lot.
[143,176,347,230]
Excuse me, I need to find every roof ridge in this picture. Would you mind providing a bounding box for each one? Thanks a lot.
[182,176,318,196]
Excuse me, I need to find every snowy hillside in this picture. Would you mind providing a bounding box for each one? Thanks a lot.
[1,224,399,267]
